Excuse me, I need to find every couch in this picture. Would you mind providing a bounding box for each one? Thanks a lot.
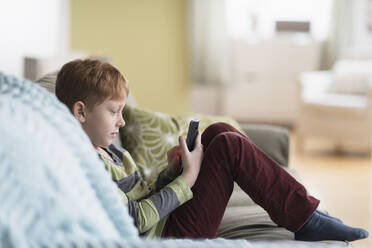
[0,71,349,248]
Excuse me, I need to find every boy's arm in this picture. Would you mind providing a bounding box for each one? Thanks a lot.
[155,166,181,191]
[104,144,153,200]
[123,176,193,234]
[100,145,192,233]
[105,157,153,200]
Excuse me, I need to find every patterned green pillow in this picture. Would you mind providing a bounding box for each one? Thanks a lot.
[120,105,243,186]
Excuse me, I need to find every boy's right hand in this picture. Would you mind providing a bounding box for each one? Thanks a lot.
[179,131,203,188]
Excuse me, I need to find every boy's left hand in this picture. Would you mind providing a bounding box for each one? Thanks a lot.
[167,146,182,176]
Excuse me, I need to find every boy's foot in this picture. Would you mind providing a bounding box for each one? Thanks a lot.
[295,211,369,242]
[315,210,343,223]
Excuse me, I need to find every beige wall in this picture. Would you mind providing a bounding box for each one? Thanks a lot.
[70,0,189,115]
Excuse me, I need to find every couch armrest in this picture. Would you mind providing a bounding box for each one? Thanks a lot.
[240,123,289,167]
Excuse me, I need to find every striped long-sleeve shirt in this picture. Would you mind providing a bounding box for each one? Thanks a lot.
[98,144,193,238]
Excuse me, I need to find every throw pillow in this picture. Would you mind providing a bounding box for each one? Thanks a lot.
[328,73,370,95]
[120,104,243,186]
[328,59,372,95]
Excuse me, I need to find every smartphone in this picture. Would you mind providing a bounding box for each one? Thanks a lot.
[186,119,199,151]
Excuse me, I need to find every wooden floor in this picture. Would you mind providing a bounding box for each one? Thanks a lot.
[289,133,372,248]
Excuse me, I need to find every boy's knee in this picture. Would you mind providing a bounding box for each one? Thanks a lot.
[206,131,250,152]
[207,122,234,131]
[202,122,241,147]
[214,131,250,146]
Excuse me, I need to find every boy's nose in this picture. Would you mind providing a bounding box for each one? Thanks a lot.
[118,116,125,127]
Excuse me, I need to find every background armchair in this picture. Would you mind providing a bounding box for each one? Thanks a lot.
[296,59,372,154]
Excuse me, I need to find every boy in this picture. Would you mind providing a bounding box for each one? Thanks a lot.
[56,58,368,242]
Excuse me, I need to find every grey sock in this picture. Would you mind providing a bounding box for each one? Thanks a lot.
[295,211,369,242]
[316,210,343,223]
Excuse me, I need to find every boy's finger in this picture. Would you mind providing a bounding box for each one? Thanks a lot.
[171,148,180,159]
[174,146,181,156]
[167,146,179,158]
[195,131,202,148]
[170,156,178,165]
[174,154,181,166]
[167,149,172,158]
[178,136,189,155]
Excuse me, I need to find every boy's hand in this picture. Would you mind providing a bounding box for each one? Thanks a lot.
[179,131,203,188]
[167,146,182,176]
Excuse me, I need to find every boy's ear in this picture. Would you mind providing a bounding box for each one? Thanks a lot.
[72,101,87,123]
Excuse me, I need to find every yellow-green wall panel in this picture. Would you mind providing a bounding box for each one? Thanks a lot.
[70,0,189,115]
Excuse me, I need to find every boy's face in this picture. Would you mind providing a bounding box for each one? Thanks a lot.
[81,98,126,150]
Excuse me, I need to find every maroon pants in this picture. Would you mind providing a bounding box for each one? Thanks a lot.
[161,122,319,238]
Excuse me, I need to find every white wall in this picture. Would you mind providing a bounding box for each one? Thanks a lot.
[0,0,69,78]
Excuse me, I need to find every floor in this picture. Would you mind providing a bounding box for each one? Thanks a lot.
[289,133,372,248]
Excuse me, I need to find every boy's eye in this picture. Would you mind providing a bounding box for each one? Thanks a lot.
[111,108,121,114]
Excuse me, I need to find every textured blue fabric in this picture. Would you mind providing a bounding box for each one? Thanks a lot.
[0,73,139,247]
[0,73,348,248]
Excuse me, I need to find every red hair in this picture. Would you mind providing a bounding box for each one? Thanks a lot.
[56,58,129,111]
